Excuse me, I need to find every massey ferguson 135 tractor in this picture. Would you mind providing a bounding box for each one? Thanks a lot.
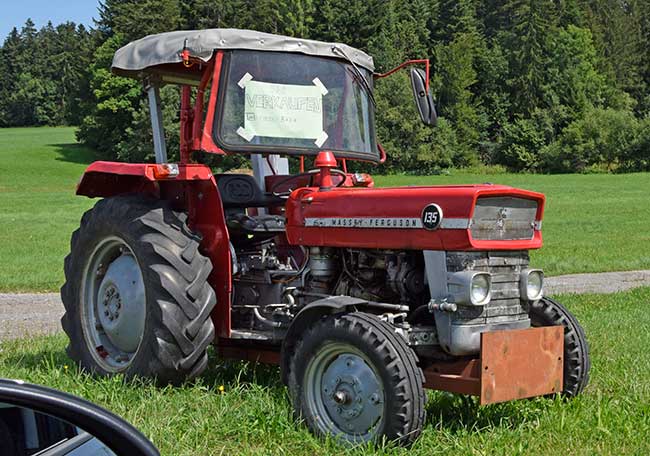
[61,29,590,445]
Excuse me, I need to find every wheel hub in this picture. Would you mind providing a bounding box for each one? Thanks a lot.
[102,285,122,321]
[320,353,384,434]
[95,253,146,354]
[333,390,350,405]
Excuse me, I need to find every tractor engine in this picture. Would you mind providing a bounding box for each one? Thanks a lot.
[231,243,540,360]
[231,242,301,335]
[307,248,427,307]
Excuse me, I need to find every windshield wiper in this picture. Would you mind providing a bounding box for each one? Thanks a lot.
[332,46,376,106]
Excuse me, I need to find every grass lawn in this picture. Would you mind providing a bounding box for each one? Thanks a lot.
[2,126,650,291]
[0,127,96,292]
[1,288,648,455]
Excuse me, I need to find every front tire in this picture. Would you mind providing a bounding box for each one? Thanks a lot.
[288,312,425,446]
[530,296,590,397]
[61,196,217,384]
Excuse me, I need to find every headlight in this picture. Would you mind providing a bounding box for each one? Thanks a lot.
[471,274,491,305]
[520,269,544,301]
[447,271,492,306]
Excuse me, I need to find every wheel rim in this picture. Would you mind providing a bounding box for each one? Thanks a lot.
[304,342,384,443]
[81,236,146,372]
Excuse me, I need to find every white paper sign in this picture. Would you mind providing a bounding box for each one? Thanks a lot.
[237,73,328,146]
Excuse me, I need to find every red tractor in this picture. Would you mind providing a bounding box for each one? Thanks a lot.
[61,29,589,445]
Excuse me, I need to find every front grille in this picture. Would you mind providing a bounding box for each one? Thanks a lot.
[470,197,538,240]
[446,251,530,325]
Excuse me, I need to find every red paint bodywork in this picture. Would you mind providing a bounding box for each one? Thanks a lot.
[285,185,545,251]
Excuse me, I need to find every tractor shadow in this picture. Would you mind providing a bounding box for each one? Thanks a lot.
[424,391,550,433]
[50,143,98,165]
[4,344,71,372]
[3,343,281,392]
[198,347,283,392]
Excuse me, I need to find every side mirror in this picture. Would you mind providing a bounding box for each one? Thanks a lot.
[409,68,437,126]
[0,379,159,456]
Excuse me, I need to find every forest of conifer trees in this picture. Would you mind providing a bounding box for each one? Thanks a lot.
[1,0,650,173]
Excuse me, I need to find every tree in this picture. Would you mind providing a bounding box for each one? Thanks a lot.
[580,0,645,109]
[77,34,141,157]
[2,0,650,174]
[500,0,556,115]
[541,108,640,172]
[428,0,484,164]
[0,28,22,126]
[546,25,621,114]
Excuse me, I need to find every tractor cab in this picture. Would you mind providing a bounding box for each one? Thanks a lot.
[110,28,434,185]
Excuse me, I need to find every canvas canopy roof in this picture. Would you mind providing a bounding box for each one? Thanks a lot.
[111,28,375,79]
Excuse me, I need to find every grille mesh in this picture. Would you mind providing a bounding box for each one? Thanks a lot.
[446,251,530,325]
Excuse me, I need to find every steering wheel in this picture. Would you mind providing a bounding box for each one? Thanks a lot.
[270,168,348,197]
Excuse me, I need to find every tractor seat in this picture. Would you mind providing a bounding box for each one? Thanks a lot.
[216,174,284,208]
[226,213,286,243]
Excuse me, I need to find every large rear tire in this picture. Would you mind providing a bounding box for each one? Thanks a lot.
[61,195,216,384]
[288,312,425,447]
[530,296,590,397]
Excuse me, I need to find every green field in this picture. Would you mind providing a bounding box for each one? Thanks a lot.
[1,126,650,291]
[2,288,649,455]
[0,127,96,292]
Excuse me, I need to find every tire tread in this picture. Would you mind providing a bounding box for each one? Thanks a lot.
[60,195,216,384]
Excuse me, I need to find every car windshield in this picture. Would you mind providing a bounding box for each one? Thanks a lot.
[214,50,379,161]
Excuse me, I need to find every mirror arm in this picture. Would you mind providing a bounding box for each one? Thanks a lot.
[374,59,430,91]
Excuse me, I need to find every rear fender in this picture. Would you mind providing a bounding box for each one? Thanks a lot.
[76,161,233,338]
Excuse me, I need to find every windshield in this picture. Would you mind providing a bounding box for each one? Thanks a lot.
[214,50,379,161]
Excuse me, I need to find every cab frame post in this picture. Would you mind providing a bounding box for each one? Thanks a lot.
[145,80,168,164]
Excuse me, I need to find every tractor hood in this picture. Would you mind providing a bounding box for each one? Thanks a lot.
[285,184,545,251]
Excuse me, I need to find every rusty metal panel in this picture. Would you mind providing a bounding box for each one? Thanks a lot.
[480,326,563,405]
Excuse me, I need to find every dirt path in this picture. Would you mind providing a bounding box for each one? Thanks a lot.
[0,293,64,341]
[2,270,650,341]
[544,270,650,295]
